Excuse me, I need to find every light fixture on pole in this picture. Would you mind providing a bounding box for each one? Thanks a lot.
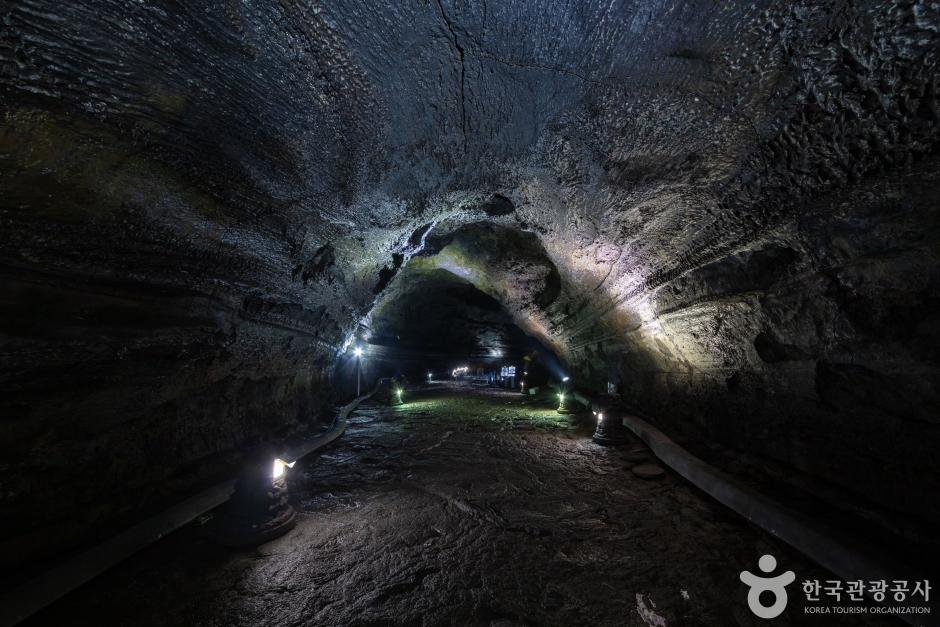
[354,347,362,396]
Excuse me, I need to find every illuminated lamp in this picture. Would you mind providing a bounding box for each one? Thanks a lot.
[556,392,578,414]
[273,457,296,479]
[592,393,633,445]
[353,347,363,395]
[556,377,578,414]
[389,377,405,406]
[217,444,296,547]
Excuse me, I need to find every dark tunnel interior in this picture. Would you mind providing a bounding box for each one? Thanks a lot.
[363,267,536,377]
[345,222,565,391]
[1,0,940,625]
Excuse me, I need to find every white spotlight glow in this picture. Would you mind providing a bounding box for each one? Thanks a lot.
[562,377,569,382]
[354,348,362,357]
[272,458,296,479]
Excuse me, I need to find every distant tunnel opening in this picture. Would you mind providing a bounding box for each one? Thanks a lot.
[338,261,563,396]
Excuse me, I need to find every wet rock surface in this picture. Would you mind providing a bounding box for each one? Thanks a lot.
[23,386,900,626]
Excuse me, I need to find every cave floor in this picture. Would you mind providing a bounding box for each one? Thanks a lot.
[24,384,899,627]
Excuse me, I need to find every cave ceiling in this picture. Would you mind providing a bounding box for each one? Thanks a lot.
[4,0,937,359]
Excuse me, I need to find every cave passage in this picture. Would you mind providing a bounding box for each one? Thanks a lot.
[360,269,533,380]
[17,385,896,627]
[2,0,940,625]
[346,253,561,394]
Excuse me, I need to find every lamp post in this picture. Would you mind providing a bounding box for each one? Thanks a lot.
[217,445,296,546]
[591,393,632,445]
[354,347,362,396]
[557,376,578,414]
[389,376,404,406]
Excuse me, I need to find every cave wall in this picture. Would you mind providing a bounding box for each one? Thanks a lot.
[575,160,940,526]
[512,2,940,525]
[0,1,382,550]
[2,0,940,555]
[0,113,347,555]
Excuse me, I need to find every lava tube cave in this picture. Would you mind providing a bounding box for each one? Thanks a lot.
[1,1,939,625]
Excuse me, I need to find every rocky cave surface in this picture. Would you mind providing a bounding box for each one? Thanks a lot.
[2,0,940,601]
[17,385,909,627]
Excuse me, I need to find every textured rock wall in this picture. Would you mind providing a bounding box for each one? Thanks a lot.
[0,110,344,555]
[574,160,940,526]
[0,0,380,550]
[2,0,940,557]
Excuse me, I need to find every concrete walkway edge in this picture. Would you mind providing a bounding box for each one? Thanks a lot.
[622,412,934,627]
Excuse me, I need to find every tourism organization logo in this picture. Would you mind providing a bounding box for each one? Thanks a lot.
[739,554,933,621]
[740,554,796,618]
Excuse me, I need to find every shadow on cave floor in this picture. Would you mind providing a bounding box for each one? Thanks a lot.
[23,385,903,627]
